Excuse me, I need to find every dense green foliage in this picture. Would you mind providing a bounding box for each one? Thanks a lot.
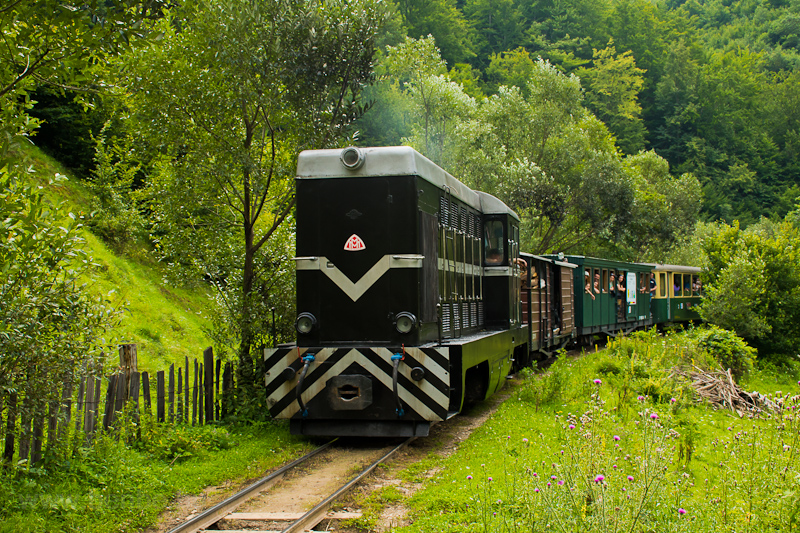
[381,329,800,533]
[698,210,800,357]
[372,0,800,226]
[0,171,118,440]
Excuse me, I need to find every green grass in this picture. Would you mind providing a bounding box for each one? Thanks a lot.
[390,328,800,533]
[20,142,214,371]
[0,421,310,533]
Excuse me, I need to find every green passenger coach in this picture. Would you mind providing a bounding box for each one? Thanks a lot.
[644,263,702,323]
[556,256,654,337]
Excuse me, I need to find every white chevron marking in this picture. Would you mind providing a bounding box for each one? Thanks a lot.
[268,349,447,421]
[295,255,422,302]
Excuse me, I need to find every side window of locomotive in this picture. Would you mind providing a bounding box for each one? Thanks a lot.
[484,220,505,265]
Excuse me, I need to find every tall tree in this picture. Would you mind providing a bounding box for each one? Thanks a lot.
[393,0,475,65]
[119,0,384,403]
[0,0,157,165]
[578,41,647,154]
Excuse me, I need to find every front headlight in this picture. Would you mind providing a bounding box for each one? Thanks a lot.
[295,312,317,334]
[394,312,417,334]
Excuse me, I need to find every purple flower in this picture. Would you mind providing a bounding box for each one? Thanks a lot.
[488,477,493,482]
[593,379,602,385]
[594,475,605,483]
[523,438,529,443]
[670,398,677,403]
[558,480,564,486]
[678,508,687,515]
[532,472,538,477]
[627,475,634,481]
[650,413,659,420]
[547,482,551,487]
[534,488,540,493]
[613,464,618,469]
[551,475,557,480]
[493,512,497,517]
[637,395,645,401]
[613,435,620,441]
[467,475,473,480]
[569,424,575,429]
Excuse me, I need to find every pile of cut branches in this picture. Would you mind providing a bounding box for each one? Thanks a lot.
[674,366,776,416]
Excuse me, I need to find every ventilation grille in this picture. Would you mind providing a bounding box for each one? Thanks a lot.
[442,305,451,339]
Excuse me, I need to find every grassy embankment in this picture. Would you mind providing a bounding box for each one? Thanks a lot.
[0,145,311,532]
[21,143,213,370]
[353,328,800,533]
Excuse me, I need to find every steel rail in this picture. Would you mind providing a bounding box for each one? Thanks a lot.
[166,439,337,533]
[281,437,416,533]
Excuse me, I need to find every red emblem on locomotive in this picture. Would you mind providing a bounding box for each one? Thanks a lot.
[344,234,366,251]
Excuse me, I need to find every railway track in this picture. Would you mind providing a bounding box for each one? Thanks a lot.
[166,437,414,533]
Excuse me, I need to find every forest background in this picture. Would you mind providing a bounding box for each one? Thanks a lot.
[3,0,800,409]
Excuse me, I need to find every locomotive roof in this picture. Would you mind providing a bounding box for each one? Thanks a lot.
[296,146,518,219]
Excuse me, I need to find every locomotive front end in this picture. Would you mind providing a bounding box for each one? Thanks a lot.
[264,147,450,437]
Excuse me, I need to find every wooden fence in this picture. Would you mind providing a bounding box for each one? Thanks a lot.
[1,345,236,466]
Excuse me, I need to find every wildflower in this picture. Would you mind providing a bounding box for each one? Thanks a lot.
[547,482,551,487]
[637,395,645,401]
[569,424,575,429]
[493,512,497,517]
[613,464,618,469]
[594,379,602,385]
[467,475,473,480]
[523,438,529,443]
[650,413,659,420]
[727,427,732,431]
[551,475,557,480]
[613,435,620,441]
[594,475,605,483]
[558,480,564,486]
[532,472,538,477]
[534,488,540,493]
[488,477,493,482]
[670,398,677,403]
[678,508,687,515]
[627,475,634,481]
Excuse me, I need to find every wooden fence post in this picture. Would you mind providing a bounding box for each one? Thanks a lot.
[119,344,138,404]
[3,392,17,464]
[192,360,198,426]
[114,372,126,414]
[177,367,183,423]
[18,392,33,464]
[184,357,189,424]
[156,371,165,423]
[168,364,175,424]
[204,348,214,423]
[74,378,85,449]
[142,372,151,415]
[198,363,204,425]
[84,377,95,445]
[103,374,118,430]
[129,372,141,425]
[46,394,58,456]
[215,358,222,421]
[58,380,74,442]
[222,362,233,419]
[31,415,44,465]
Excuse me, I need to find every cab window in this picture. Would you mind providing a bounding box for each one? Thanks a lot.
[484,220,505,265]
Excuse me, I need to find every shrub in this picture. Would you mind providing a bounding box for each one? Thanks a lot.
[690,326,757,379]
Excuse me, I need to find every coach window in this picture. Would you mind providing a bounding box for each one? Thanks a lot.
[484,219,505,265]
[659,273,667,297]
